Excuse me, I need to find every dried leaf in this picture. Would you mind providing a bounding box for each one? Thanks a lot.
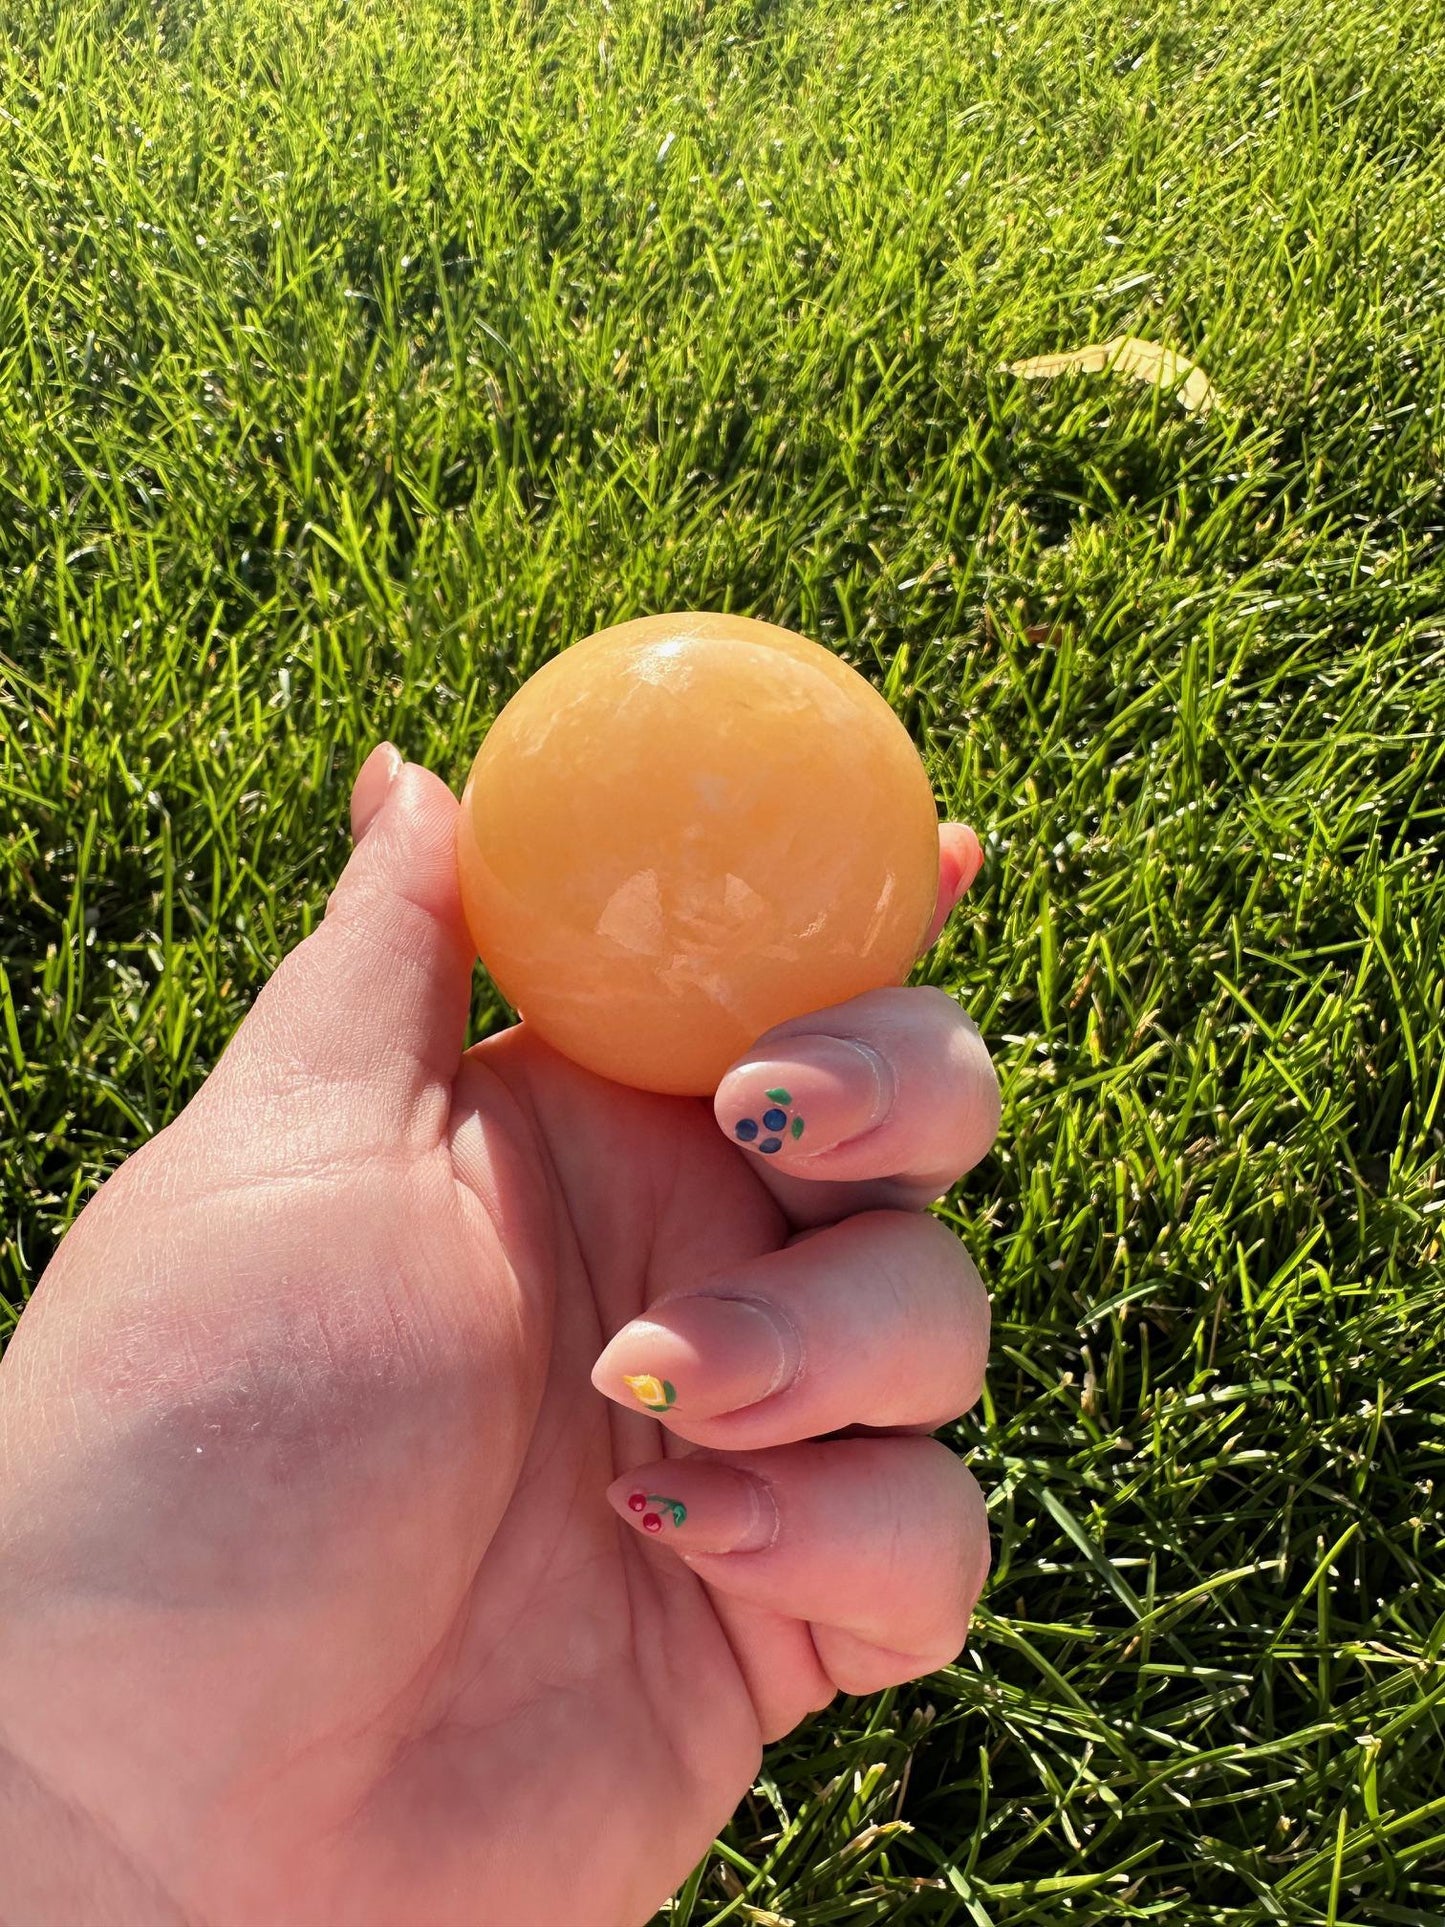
[1006,335,1219,415]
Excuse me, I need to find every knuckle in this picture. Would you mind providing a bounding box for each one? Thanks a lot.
[949,1038,1001,1161]
[914,982,968,1022]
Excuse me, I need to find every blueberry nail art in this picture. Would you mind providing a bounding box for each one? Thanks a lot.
[734,1087,804,1154]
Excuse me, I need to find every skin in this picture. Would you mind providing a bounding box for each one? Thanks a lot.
[0,745,1000,1927]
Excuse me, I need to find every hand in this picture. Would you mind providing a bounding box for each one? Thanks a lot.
[0,745,998,1926]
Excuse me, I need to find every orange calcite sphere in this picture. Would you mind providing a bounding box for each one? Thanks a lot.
[456,612,940,1094]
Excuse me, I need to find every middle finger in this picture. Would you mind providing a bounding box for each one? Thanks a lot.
[591,1208,989,1449]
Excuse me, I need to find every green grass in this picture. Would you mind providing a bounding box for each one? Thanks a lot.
[3,0,1444,1917]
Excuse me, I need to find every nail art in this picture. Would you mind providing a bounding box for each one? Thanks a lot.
[627,1491,688,1532]
[622,1372,677,1413]
[733,1087,806,1155]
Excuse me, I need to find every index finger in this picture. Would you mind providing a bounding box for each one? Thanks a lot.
[713,984,998,1220]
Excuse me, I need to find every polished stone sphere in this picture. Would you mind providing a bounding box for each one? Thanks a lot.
[456,611,939,1094]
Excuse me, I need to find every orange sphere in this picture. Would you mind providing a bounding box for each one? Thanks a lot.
[456,612,940,1094]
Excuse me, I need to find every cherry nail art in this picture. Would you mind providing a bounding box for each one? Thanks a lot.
[626,1491,688,1532]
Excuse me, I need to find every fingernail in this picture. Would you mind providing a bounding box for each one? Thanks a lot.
[952,827,985,903]
[351,742,404,842]
[606,1464,779,1554]
[592,1297,798,1421]
[716,1037,894,1158]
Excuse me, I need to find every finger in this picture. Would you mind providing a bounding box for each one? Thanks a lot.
[919,823,985,953]
[592,1209,988,1446]
[605,1436,990,1690]
[692,1592,837,1743]
[713,984,998,1204]
[212,746,474,1119]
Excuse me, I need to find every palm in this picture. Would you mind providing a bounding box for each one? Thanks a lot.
[140,1025,787,1923]
[9,1025,784,1924]
[292,1032,792,1926]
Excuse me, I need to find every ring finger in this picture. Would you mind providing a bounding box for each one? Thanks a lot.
[606,1434,990,1694]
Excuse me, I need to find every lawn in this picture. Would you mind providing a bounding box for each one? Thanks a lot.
[3,0,1444,1918]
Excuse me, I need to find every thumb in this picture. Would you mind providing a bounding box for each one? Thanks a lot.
[216,744,476,1123]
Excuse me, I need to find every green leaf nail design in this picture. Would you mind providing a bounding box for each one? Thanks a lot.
[765,1087,791,1104]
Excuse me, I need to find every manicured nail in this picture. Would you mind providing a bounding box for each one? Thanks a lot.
[716,1037,894,1158]
[351,741,404,842]
[607,1463,778,1554]
[594,1297,798,1421]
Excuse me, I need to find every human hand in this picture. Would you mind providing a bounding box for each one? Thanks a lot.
[0,744,998,1926]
